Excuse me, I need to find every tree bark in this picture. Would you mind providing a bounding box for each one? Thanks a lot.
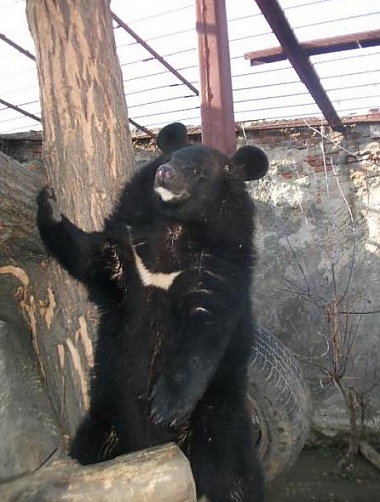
[0,152,45,328]
[16,0,134,437]
[0,444,196,502]
[0,152,45,258]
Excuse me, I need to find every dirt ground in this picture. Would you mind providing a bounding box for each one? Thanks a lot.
[266,447,380,502]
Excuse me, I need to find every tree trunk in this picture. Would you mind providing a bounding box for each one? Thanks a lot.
[0,444,196,502]
[0,0,132,435]
[21,0,133,437]
[0,152,46,326]
[0,0,134,471]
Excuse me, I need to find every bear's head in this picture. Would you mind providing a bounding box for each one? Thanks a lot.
[153,123,268,220]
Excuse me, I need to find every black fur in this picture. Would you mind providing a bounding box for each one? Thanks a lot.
[37,123,268,502]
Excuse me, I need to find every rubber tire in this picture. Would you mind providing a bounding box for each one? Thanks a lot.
[248,325,312,482]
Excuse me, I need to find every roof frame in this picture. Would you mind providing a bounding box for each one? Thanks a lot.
[245,29,380,65]
[0,32,35,60]
[0,28,156,137]
[0,98,41,123]
[253,0,344,132]
[111,12,199,97]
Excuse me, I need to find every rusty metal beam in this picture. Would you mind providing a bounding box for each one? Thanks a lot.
[196,0,236,155]
[0,96,152,139]
[0,33,36,60]
[0,98,41,122]
[254,0,344,132]
[0,25,156,138]
[128,118,156,138]
[245,29,380,64]
[111,12,199,97]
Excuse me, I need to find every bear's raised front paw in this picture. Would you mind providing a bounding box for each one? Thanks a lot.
[150,374,193,428]
[38,187,62,223]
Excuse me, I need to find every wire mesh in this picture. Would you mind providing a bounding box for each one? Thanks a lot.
[0,0,379,134]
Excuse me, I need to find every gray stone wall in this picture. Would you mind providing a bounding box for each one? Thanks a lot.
[244,122,380,434]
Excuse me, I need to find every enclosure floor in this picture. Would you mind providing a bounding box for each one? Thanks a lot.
[266,447,380,502]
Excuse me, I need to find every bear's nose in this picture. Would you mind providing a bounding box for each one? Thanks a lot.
[155,164,175,184]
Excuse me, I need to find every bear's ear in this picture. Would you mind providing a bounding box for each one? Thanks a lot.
[229,145,268,181]
[156,122,189,154]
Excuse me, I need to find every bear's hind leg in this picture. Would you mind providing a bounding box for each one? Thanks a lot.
[70,413,122,465]
[188,396,264,502]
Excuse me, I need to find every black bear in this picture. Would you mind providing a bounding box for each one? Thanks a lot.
[37,123,268,502]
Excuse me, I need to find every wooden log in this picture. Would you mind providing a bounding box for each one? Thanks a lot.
[360,441,380,471]
[0,444,196,502]
[0,151,46,260]
[18,0,135,436]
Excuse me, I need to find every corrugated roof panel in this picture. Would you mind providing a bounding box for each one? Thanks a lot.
[0,0,379,133]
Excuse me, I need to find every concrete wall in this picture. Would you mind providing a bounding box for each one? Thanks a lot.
[2,119,379,434]
[243,121,380,434]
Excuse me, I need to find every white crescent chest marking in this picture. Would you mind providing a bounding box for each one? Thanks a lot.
[132,246,182,291]
[154,186,178,202]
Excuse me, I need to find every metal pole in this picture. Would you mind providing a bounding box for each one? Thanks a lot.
[196,0,236,155]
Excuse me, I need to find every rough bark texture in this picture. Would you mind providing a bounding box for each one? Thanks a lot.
[17,0,135,438]
[26,0,134,229]
[0,444,196,502]
[0,152,45,257]
[0,153,46,327]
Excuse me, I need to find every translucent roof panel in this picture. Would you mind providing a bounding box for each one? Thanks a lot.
[0,0,379,134]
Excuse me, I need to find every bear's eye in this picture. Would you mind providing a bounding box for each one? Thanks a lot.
[193,166,202,175]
